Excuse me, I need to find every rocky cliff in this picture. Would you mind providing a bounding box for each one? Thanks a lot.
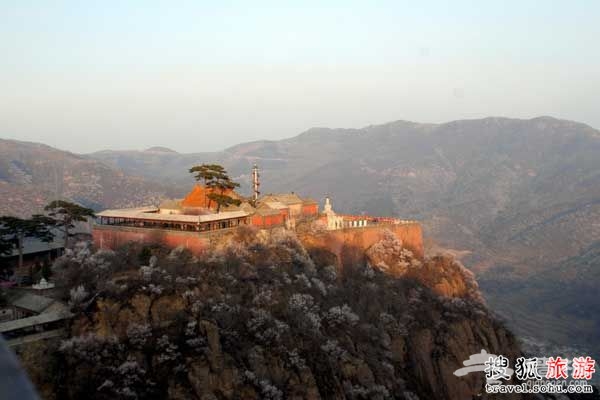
[19,228,533,400]
[299,223,424,268]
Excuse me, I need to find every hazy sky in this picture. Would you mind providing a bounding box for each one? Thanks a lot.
[1,1,599,153]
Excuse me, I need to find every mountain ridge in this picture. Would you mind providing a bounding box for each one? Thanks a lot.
[87,115,599,158]
[1,114,599,360]
[0,138,181,217]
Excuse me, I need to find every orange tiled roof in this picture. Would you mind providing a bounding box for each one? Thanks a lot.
[181,184,241,209]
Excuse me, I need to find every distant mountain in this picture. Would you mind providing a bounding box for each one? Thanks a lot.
[0,139,180,217]
[482,240,600,334]
[144,146,178,153]
[90,148,217,187]
[87,116,600,357]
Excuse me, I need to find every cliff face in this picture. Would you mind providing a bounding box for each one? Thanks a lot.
[301,224,477,300]
[407,318,520,399]
[21,228,528,400]
[57,290,521,400]
[299,223,424,268]
[362,229,482,300]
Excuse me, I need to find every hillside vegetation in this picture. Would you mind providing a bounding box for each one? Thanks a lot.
[21,227,525,400]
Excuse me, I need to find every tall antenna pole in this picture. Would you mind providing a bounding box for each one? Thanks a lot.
[252,163,260,202]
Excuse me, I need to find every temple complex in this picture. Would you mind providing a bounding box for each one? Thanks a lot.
[93,164,422,256]
[96,185,318,233]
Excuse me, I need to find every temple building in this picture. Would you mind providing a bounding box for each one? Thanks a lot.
[93,167,321,251]
[96,187,319,232]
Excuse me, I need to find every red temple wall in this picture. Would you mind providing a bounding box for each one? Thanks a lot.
[249,213,286,228]
[301,204,318,216]
[93,226,210,254]
[94,218,423,268]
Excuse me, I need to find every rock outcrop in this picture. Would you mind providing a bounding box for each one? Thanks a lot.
[19,231,534,399]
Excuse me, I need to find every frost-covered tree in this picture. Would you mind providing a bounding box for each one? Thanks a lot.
[324,304,359,327]
[68,284,89,308]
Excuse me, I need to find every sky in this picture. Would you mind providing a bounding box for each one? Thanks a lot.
[1,0,599,153]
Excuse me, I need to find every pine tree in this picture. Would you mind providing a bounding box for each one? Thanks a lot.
[45,200,95,249]
[189,164,241,212]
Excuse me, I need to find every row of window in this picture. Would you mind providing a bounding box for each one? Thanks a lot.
[96,217,248,232]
